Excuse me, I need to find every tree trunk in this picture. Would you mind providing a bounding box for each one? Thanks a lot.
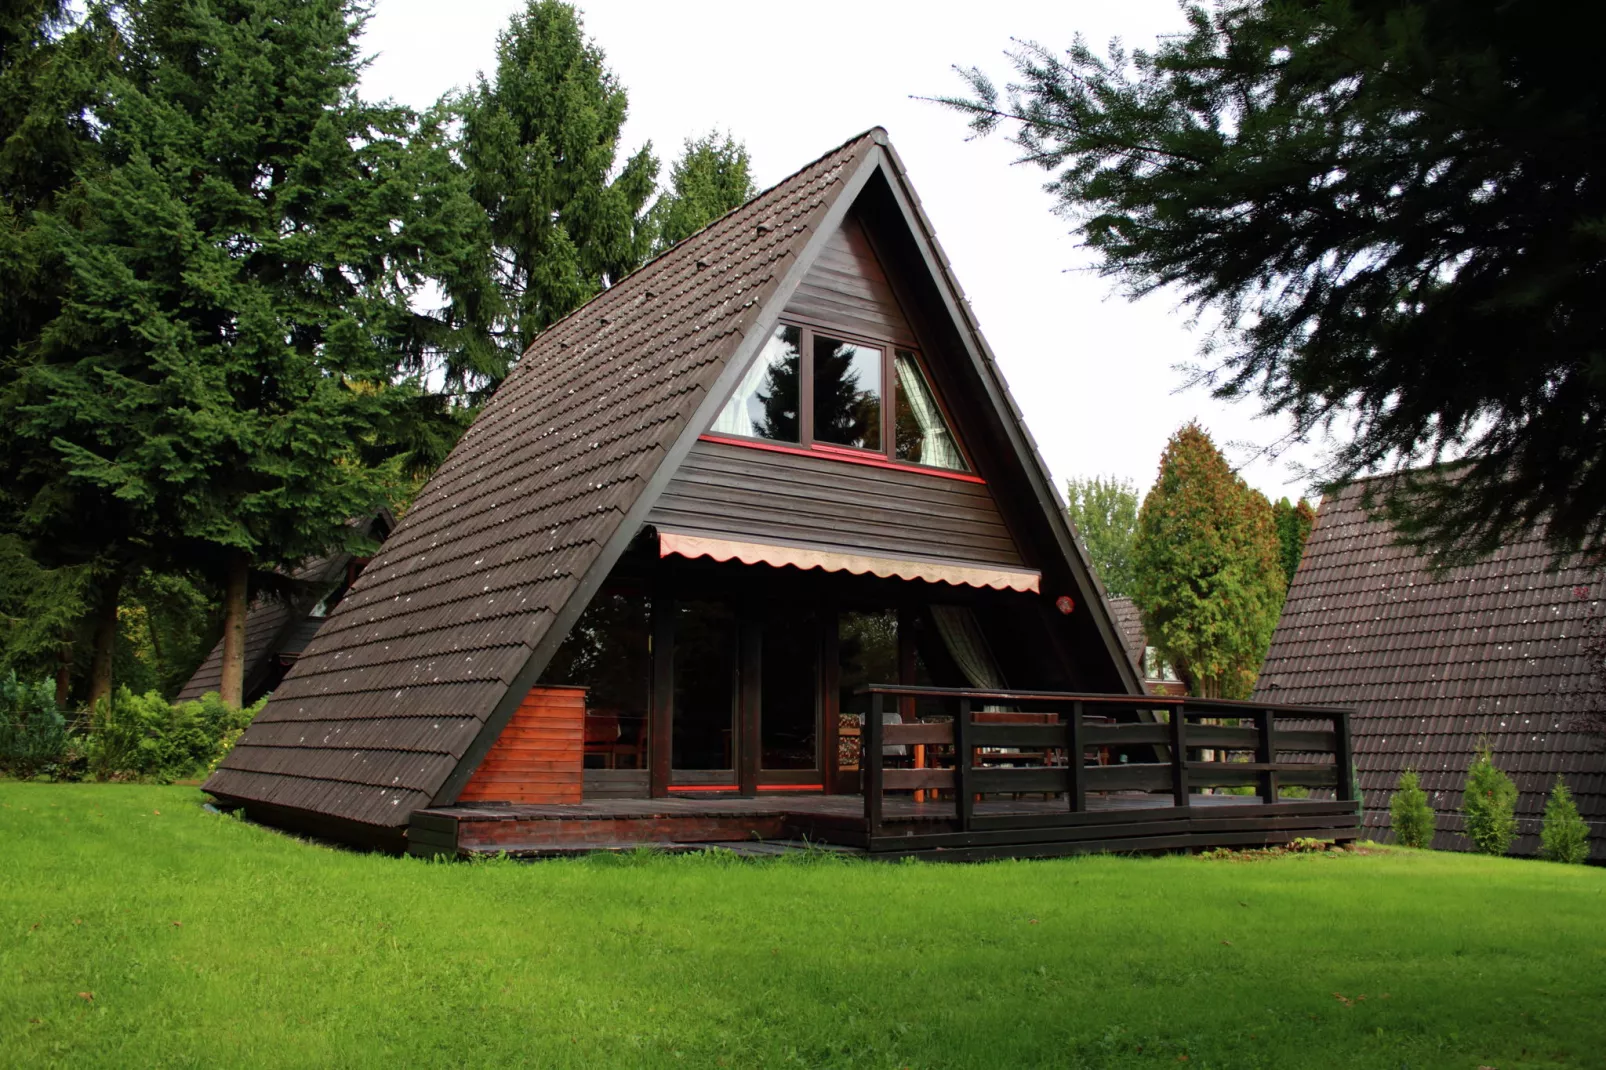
[86,571,123,720]
[55,629,73,709]
[218,551,249,709]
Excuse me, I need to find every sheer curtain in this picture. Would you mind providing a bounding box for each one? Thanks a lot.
[931,605,1010,712]
[894,353,965,470]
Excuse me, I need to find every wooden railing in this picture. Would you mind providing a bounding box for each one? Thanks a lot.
[856,686,1355,837]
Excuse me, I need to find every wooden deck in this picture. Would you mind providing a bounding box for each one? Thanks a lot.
[408,792,1360,861]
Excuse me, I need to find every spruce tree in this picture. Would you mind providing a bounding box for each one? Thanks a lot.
[648,132,756,253]
[453,0,658,374]
[1462,739,1518,855]
[1389,769,1435,849]
[1066,476,1140,597]
[1132,423,1285,699]
[1539,777,1591,864]
[8,0,482,707]
[1271,497,1316,589]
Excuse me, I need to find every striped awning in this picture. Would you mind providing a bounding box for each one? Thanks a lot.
[656,530,1040,593]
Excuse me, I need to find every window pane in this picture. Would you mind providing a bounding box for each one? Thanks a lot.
[836,609,899,770]
[673,600,737,770]
[812,335,882,450]
[538,587,652,770]
[710,325,801,441]
[761,603,818,769]
[893,351,967,471]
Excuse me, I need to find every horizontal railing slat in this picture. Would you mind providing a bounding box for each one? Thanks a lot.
[882,723,954,746]
[882,768,954,790]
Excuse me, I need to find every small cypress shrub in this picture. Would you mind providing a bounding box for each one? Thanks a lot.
[1462,739,1517,855]
[1539,777,1591,864]
[0,672,69,779]
[1389,768,1435,848]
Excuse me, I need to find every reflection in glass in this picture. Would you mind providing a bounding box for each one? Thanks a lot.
[761,604,818,769]
[813,335,882,450]
[893,351,967,471]
[837,610,899,769]
[538,588,651,769]
[711,325,801,442]
[673,600,737,770]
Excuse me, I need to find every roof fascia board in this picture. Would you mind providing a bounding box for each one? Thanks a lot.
[430,144,887,806]
[870,141,1145,696]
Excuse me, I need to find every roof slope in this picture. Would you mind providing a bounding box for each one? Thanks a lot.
[1106,596,1146,667]
[1254,480,1604,856]
[205,133,876,828]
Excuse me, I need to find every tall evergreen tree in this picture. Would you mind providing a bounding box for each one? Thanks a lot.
[1271,497,1316,589]
[1066,475,1140,597]
[943,0,1606,565]
[1132,423,1285,699]
[5,0,483,707]
[648,132,755,253]
[453,0,657,375]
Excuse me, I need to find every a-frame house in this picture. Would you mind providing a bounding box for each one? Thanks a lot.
[205,130,1357,858]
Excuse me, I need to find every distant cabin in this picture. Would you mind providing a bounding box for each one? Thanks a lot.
[203,129,1356,858]
[1255,480,1603,860]
[1105,596,1186,697]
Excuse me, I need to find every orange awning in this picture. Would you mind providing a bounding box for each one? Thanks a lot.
[657,530,1040,593]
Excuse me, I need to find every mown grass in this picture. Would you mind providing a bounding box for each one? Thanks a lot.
[1,783,1602,1068]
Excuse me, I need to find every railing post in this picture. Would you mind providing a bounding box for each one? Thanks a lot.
[1333,709,1356,803]
[1170,704,1189,807]
[1067,700,1084,813]
[1256,709,1279,804]
[954,698,972,831]
[865,692,886,839]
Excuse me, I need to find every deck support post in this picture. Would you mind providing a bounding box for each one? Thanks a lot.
[1256,710,1279,804]
[1333,709,1356,803]
[954,698,973,832]
[1067,700,1084,813]
[1169,705,1189,807]
[865,693,887,839]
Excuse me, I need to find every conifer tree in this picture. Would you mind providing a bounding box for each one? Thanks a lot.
[1539,776,1591,864]
[1389,769,1435,849]
[648,132,755,253]
[6,0,484,707]
[1271,497,1316,589]
[1132,423,1285,699]
[1066,476,1140,598]
[1462,739,1518,855]
[453,0,658,375]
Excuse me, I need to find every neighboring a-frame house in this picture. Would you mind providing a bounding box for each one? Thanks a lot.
[204,130,1357,857]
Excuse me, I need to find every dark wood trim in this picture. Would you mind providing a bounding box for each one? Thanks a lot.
[1256,710,1279,804]
[739,612,761,796]
[650,590,674,798]
[695,434,986,484]
[821,604,842,793]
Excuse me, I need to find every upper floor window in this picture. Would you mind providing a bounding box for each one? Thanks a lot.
[710,323,969,473]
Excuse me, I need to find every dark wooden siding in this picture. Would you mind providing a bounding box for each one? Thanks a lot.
[784,214,916,346]
[649,439,1025,567]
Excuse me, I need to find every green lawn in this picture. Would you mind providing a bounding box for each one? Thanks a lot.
[2,783,1602,1069]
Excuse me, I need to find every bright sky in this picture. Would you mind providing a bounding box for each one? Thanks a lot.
[359,0,1326,504]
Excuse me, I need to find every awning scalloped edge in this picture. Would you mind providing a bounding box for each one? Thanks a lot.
[657,530,1040,593]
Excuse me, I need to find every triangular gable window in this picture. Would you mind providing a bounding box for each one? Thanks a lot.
[710,323,969,473]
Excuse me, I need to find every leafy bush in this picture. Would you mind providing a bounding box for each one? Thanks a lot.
[1389,769,1435,848]
[1539,777,1591,864]
[87,688,261,783]
[0,673,69,779]
[1462,740,1517,856]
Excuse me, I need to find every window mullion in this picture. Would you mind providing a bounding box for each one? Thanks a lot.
[799,326,814,448]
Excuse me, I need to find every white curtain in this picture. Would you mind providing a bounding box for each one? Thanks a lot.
[894,353,964,471]
[709,345,774,436]
[932,605,1010,712]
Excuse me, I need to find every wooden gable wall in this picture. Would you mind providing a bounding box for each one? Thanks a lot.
[647,215,1027,570]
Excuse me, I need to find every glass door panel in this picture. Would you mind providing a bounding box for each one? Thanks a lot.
[835,610,899,776]
[672,600,737,772]
[760,605,819,770]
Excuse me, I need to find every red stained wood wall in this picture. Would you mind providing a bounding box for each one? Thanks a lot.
[458,685,586,804]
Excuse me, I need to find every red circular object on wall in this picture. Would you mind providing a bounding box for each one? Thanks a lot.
[1055,595,1076,615]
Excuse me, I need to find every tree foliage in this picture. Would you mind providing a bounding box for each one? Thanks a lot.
[1461,739,1517,855]
[1132,423,1285,699]
[1388,768,1434,849]
[453,0,657,374]
[1066,475,1139,597]
[1271,497,1316,589]
[942,0,1606,565]
[1539,777,1590,864]
[648,132,755,253]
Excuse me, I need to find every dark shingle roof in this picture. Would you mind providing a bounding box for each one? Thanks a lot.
[204,132,877,829]
[1106,596,1145,667]
[1254,479,1604,857]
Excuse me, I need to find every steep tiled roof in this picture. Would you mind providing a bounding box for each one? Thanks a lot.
[205,132,876,829]
[1254,480,1604,857]
[1106,596,1145,668]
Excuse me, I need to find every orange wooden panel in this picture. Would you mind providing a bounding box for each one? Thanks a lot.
[459,685,586,803]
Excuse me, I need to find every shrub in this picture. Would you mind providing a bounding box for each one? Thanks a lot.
[87,688,263,783]
[0,672,69,779]
[1539,777,1591,864]
[1389,769,1435,848]
[1462,739,1517,855]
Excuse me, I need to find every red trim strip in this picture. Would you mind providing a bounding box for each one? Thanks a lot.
[757,784,824,792]
[698,433,985,484]
[666,784,738,792]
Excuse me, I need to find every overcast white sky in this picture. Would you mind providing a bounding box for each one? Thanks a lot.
[359,0,1326,503]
